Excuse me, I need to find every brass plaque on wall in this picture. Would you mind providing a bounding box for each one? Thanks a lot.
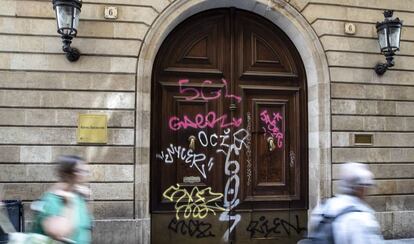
[77,114,108,144]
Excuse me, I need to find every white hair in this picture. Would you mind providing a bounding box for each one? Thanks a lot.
[338,162,374,195]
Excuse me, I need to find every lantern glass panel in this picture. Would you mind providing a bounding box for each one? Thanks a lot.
[56,5,74,35]
[377,27,388,52]
[73,8,80,33]
[389,26,401,51]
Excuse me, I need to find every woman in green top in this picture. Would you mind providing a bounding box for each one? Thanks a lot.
[32,155,92,244]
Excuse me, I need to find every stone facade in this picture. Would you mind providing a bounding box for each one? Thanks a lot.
[0,0,413,243]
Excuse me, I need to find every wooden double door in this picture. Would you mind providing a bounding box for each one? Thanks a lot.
[151,8,308,243]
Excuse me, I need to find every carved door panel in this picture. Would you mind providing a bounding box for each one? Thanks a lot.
[151,8,307,244]
[156,83,225,198]
[234,10,307,211]
[241,87,302,206]
[151,9,230,214]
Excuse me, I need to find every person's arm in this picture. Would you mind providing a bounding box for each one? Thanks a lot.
[41,191,76,241]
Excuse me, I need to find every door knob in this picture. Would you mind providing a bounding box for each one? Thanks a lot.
[267,137,276,152]
[188,135,196,150]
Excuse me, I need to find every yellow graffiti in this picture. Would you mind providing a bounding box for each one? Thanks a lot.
[163,184,225,220]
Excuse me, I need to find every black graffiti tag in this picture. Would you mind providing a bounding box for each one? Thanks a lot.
[168,218,215,239]
[246,215,306,238]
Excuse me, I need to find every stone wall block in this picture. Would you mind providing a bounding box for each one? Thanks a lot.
[392,211,414,238]
[141,219,150,244]
[386,196,414,212]
[0,18,56,36]
[20,146,52,163]
[0,146,20,162]
[90,165,134,182]
[90,183,134,200]
[333,132,414,147]
[0,53,137,73]
[135,183,149,201]
[313,20,380,39]
[327,52,414,70]
[397,102,414,116]
[0,71,136,91]
[136,147,149,165]
[91,201,134,220]
[50,146,134,164]
[330,67,414,86]
[333,146,403,162]
[331,83,366,99]
[384,117,406,131]
[84,0,170,12]
[0,90,135,109]
[332,164,414,180]
[92,220,140,244]
[332,84,414,101]
[135,165,149,184]
[2,183,49,200]
[0,164,134,182]
[355,100,375,115]
[0,128,134,145]
[136,200,150,219]
[321,35,414,56]
[331,100,356,114]
[376,212,394,238]
[303,4,414,25]
[1,17,148,40]
[364,116,386,131]
[0,109,25,125]
[332,116,364,130]
[332,100,414,116]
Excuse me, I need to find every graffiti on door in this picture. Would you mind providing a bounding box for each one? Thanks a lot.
[178,78,242,103]
[169,112,243,131]
[156,144,214,179]
[168,218,215,238]
[260,110,284,148]
[218,128,249,241]
[245,112,253,186]
[163,184,225,220]
[158,78,292,240]
[246,215,306,238]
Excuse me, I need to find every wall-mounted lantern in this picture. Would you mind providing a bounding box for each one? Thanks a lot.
[375,10,403,75]
[52,0,82,62]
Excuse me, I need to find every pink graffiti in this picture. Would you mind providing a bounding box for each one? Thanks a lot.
[169,112,242,131]
[179,79,242,103]
[260,110,284,148]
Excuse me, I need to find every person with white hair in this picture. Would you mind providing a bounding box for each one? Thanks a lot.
[303,162,384,244]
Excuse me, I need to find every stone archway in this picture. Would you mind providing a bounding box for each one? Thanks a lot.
[135,0,331,239]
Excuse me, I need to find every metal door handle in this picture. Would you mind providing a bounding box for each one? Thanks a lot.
[188,135,196,150]
[289,151,296,168]
[267,137,276,152]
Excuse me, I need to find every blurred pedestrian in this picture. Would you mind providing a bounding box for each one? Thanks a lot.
[301,162,384,244]
[0,186,17,239]
[31,155,93,244]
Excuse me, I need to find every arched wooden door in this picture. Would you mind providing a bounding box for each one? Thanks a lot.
[151,8,308,244]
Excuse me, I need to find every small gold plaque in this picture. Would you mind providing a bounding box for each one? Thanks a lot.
[77,114,108,144]
[354,134,373,145]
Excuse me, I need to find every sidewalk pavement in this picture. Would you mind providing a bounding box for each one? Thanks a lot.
[385,239,414,243]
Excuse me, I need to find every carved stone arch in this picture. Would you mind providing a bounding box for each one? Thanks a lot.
[136,0,331,234]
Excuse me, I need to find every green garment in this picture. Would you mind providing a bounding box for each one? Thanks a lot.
[32,192,92,244]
